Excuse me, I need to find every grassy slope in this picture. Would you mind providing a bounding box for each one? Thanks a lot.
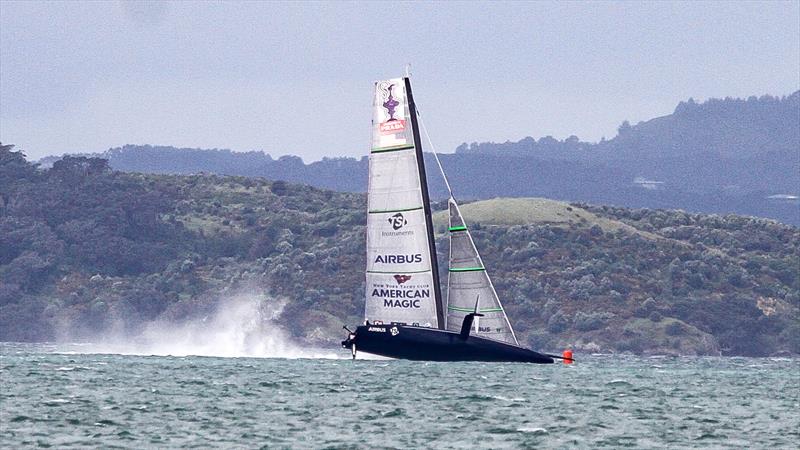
[433,197,655,237]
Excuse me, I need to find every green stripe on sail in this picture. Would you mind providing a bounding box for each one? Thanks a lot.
[448,225,467,232]
[367,270,430,274]
[449,267,485,272]
[368,206,423,214]
[447,306,504,313]
[371,144,415,153]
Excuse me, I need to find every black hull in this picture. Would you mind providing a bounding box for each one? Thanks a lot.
[343,324,554,364]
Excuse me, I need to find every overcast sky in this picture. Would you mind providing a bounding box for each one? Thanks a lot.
[1,1,798,161]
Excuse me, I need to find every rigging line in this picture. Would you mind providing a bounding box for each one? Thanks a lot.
[416,108,454,198]
[416,100,519,346]
[418,106,519,345]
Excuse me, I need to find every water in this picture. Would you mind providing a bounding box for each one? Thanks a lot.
[1,343,798,448]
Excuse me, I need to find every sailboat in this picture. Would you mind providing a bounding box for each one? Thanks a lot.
[341,76,562,364]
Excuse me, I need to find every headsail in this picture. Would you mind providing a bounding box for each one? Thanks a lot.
[446,198,518,345]
[365,78,443,328]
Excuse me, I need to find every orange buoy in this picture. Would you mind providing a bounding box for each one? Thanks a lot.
[562,349,573,364]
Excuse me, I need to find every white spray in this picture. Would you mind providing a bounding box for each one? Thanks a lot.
[65,293,342,359]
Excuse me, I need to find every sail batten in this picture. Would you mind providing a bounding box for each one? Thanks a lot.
[371,144,415,153]
[368,206,424,214]
[448,306,504,313]
[449,267,486,272]
[445,198,518,345]
[364,78,443,328]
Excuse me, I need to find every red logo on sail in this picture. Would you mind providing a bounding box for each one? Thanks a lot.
[380,119,406,134]
[394,274,412,284]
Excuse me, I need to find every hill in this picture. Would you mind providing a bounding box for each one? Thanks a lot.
[3,146,798,356]
[457,92,799,162]
[432,198,653,238]
[37,92,800,225]
[596,93,799,161]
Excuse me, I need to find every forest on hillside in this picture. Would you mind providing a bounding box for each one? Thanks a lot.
[3,144,798,356]
[457,92,799,161]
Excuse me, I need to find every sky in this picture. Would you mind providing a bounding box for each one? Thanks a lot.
[1,1,798,162]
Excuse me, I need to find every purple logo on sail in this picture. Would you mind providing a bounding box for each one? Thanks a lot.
[383,84,400,121]
[379,83,406,134]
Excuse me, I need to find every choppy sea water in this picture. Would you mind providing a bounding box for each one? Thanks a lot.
[1,343,798,448]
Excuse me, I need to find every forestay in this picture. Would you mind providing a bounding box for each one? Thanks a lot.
[364,78,440,328]
[446,198,518,345]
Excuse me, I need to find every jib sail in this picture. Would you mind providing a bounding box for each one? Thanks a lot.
[446,198,518,345]
[364,78,444,328]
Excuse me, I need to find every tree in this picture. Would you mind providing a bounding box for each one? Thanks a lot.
[617,120,632,135]
[50,156,110,183]
[0,143,40,209]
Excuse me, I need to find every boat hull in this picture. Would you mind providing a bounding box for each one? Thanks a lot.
[343,324,554,364]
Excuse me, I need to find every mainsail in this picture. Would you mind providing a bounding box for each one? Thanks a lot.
[364,78,444,328]
[446,198,518,345]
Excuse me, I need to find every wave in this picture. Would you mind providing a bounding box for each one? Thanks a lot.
[62,293,343,359]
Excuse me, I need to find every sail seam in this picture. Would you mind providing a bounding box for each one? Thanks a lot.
[449,267,485,272]
[368,206,423,214]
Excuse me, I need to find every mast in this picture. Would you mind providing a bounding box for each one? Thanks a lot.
[404,77,445,329]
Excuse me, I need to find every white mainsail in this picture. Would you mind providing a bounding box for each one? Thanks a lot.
[364,78,441,328]
[446,198,518,345]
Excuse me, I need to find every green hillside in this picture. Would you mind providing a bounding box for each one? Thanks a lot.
[433,198,653,237]
[2,146,798,356]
